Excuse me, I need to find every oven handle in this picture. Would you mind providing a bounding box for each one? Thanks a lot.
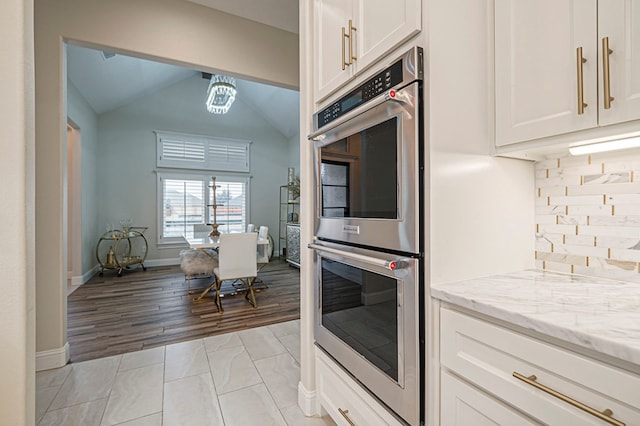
[307,87,415,141]
[308,242,403,271]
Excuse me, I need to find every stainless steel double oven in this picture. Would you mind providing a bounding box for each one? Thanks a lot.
[308,47,424,426]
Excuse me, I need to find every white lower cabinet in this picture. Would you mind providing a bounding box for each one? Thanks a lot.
[440,308,640,425]
[441,370,538,425]
[316,349,403,426]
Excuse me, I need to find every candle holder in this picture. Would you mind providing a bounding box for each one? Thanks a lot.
[207,176,222,238]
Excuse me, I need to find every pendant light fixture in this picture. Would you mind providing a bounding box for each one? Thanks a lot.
[205,74,237,114]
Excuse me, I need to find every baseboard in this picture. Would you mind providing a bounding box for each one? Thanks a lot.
[82,259,179,283]
[145,257,180,267]
[298,381,318,416]
[76,264,100,285]
[36,342,69,371]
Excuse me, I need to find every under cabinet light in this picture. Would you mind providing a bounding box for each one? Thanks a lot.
[569,136,640,156]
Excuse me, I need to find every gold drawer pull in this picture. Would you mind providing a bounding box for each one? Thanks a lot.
[338,407,355,426]
[602,36,614,109]
[576,46,587,115]
[348,19,357,65]
[513,372,625,426]
[341,26,348,70]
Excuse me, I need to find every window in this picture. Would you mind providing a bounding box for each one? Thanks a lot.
[155,130,252,245]
[157,173,250,244]
[156,131,250,172]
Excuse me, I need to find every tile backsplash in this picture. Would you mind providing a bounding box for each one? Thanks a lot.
[535,148,640,282]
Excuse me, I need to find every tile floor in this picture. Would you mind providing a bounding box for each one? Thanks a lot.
[36,319,336,426]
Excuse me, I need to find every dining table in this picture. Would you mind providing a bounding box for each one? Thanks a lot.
[184,232,271,300]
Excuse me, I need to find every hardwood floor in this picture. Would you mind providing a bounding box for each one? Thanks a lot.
[67,258,300,362]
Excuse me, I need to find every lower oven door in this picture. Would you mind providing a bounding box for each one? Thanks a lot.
[310,241,421,425]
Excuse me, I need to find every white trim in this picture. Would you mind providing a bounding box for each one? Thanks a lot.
[298,381,319,416]
[144,257,180,267]
[36,342,70,371]
[69,264,100,287]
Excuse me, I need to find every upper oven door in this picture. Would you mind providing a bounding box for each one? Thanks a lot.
[311,81,421,254]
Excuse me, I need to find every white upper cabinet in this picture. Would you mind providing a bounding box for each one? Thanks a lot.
[495,0,640,147]
[314,0,421,102]
[598,1,640,126]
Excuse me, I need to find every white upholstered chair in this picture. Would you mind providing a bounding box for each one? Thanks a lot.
[179,249,218,294]
[246,223,256,233]
[254,226,270,286]
[213,232,259,311]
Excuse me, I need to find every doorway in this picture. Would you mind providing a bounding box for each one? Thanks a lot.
[66,121,82,295]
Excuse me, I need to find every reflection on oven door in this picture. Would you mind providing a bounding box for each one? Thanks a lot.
[321,258,399,381]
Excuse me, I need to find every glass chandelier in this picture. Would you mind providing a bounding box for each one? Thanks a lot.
[206,74,237,114]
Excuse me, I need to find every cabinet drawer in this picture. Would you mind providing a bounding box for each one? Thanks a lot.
[441,370,538,426]
[316,350,402,426]
[441,308,640,426]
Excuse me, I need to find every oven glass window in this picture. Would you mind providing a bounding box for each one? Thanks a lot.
[320,258,398,381]
[320,118,398,219]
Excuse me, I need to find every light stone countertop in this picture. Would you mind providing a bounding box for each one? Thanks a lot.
[431,270,640,366]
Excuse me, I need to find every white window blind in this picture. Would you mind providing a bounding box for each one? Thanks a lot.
[156,131,250,172]
[212,179,247,234]
[161,177,205,240]
[209,143,250,172]
[157,173,250,244]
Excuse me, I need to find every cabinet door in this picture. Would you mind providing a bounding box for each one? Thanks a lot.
[354,0,421,74]
[598,1,640,126]
[314,0,354,101]
[495,0,597,146]
[441,371,539,426]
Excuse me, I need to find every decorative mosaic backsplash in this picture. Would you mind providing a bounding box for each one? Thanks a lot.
[535,148,640,282]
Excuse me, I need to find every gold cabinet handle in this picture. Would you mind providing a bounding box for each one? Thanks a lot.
[341,26,348,70]
[338,408,355,426]
[602,36,614,109]
[513,372,625,426]
[576,47,587,115]
[348,19,357,65]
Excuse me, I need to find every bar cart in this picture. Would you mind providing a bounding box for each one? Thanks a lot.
[96,227,148,276]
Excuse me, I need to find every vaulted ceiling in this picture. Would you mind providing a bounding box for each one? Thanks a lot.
[66,0,300,140]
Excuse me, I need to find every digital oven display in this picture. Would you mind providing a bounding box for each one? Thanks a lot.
[316,60,404,129]
[340,90,363,112]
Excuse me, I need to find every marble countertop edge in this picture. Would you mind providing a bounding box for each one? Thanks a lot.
[431,271,640,367]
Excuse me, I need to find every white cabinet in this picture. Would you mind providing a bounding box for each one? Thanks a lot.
[495,0,640,147]
[316,349,403,426]
[441,371,538,426]
[314,0,421,101]
[598,1,640,127]
[440,308,640,425]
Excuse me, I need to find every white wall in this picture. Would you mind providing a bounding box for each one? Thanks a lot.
[288,132,301,173]
[427,0,535,285]
[35,0,298,362]
[67,80,101,278]
[0,0,35,423]
[97,75,291,262]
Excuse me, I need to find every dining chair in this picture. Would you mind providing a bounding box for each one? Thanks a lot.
[254,226,270,287]
[213,232,259,312]
[179,248,217,294]
[246,223,256,233]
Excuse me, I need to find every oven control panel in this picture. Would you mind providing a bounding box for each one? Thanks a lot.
[317,60,403,129]
[313,46,423,132]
